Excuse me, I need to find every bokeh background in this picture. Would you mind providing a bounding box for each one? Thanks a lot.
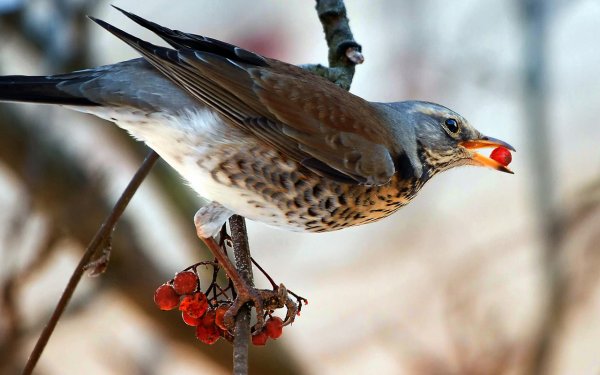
[1,0,599,374]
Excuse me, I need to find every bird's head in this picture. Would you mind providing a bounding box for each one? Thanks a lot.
[387,101,515,177]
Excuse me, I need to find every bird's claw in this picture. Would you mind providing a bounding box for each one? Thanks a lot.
[263,284,298,326]
[260,283,298,326]
[223,283,266,331]
[283,295,298,326]
[222,283,299,332]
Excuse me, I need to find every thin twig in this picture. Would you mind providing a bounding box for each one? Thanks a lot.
[250,256,278,289]
[21,150,159,375]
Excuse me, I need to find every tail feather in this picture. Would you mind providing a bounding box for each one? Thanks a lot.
[0,8,268,108]
[0,75,99,106]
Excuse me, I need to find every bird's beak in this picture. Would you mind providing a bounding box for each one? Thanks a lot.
[459,136,515,174]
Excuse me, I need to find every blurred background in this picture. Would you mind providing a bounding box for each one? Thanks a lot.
[1,0,599,374]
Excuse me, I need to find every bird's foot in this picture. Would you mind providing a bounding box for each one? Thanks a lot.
[191,227,265,331]
[200,232,302,331]
[223,283,299,332]
[224,284,298,332]
[260,284,299,327]
[193,207,307,335]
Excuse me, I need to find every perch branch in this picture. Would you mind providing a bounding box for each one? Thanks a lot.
[229,215,254,374]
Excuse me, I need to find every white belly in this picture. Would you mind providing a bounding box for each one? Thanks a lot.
[70,105,303,230]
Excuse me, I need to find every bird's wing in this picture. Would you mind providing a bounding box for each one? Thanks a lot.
[90,11,397,185]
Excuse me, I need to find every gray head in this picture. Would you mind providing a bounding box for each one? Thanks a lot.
[382,100,514,178]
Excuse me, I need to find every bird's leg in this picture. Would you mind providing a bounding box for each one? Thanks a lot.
[193,233,267,330]
[194,203,275,331]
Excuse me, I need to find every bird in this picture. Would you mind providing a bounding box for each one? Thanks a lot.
[0,7,514,324]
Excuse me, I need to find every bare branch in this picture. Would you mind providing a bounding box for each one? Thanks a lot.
[22,151,159,375]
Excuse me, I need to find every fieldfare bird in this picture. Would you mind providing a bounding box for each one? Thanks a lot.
[0,8,514,324]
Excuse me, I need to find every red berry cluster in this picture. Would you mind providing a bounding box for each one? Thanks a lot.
[154,270,233,345]
[154,258,305,347]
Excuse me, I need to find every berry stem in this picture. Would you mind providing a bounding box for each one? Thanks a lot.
[250,256,278,289]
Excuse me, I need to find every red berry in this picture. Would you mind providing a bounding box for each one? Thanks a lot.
[196,309,220,345]
[200,308,216,327]
[182,311,201,326]
[251,330,269,346]
[490,147,512,167]
[265,316,283,339]
[179,292,208,318]
[214,305,229,331]
[173,271,198,295]
[154,284,179,311]
[196,324,220,345]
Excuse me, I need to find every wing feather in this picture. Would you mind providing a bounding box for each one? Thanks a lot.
[90,12,398,185]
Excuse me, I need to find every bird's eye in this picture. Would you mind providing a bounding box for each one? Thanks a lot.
[444,118,459,134]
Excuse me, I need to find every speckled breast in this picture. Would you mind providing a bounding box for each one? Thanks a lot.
[202,145,425,233]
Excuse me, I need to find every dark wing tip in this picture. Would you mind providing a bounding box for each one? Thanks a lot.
[87,15,140,48]
[87,16,120,36]
[110,5,147,25]
[87,15,160,62]
[88,10,146,42]
[87,15,111,30]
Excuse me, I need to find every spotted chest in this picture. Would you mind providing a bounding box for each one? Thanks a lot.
[196,145,426,233]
